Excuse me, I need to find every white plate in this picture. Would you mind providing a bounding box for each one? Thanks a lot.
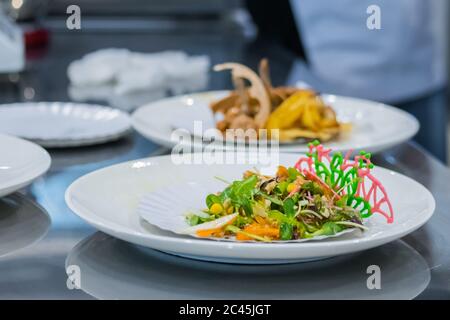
[132,90,419,154]
[0,193,51,257]
[65,153,435,264]
[0,102,132,147]
[0,134,51,197]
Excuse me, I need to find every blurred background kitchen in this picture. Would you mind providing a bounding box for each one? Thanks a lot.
[0,0,449,162]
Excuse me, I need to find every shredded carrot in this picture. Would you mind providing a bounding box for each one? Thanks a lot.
[235,221,280,241]
[245,224,279,237]
[196,227,223,237]
[236,233,253,241]
[196,216,237,238]
[196,216,279,240]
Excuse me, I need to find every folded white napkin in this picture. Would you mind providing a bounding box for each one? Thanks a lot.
[67,48,210,95]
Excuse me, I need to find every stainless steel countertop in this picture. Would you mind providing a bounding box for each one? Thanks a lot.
[0,27,449,299]
[1,138,449,299]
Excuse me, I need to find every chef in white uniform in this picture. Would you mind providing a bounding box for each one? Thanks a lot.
[289,0,448,161]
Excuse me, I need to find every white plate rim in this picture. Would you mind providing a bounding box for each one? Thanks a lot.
[0,134,51,197]
[131,90,420,154]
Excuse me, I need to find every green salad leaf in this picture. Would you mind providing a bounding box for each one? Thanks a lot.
[283,198,296,218]
[205,194,222,209]
[280,222,294,240]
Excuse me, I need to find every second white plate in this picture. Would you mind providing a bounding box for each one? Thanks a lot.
[0,102,132,147]
[132,91,419,154]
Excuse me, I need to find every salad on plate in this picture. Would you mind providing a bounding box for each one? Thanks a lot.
[139,142,394,242]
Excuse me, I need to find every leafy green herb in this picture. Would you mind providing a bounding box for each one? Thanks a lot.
[233,175,258,199]
[268,210,288,223]
[301,181,323,195]
[217,175,259,216]
[311,221,342,237]
[187,215,199,226]
[288,167,300,181]
[335,194,349,207]
[241,197,254,216]
[283,198,296,218]
[235,215,252,228]
[206,194,222,209]
[280,222,293,240]
[275,181,288,194]
[258,192,283,206]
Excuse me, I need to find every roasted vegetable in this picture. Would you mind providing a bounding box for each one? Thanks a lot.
[210,59,351,142]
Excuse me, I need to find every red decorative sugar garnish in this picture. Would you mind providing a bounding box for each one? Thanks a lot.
[294,141,394,223]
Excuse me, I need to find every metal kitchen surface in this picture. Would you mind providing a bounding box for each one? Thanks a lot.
[0,27,449,299]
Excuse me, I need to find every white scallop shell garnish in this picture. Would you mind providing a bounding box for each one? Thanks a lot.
[138,182,360,242]
[181,213,238,235]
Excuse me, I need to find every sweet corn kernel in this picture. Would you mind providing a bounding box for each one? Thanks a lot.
[287,183,296,193]
[210,203,223,214]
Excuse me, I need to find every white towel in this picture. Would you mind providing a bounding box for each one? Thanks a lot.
[67,48,210,95]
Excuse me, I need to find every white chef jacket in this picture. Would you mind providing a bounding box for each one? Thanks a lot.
[290,0,447,102]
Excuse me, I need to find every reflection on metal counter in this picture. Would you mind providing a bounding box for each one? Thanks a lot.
[67,233,430,299]
[0,193,51,257]
[0,2,449,299]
